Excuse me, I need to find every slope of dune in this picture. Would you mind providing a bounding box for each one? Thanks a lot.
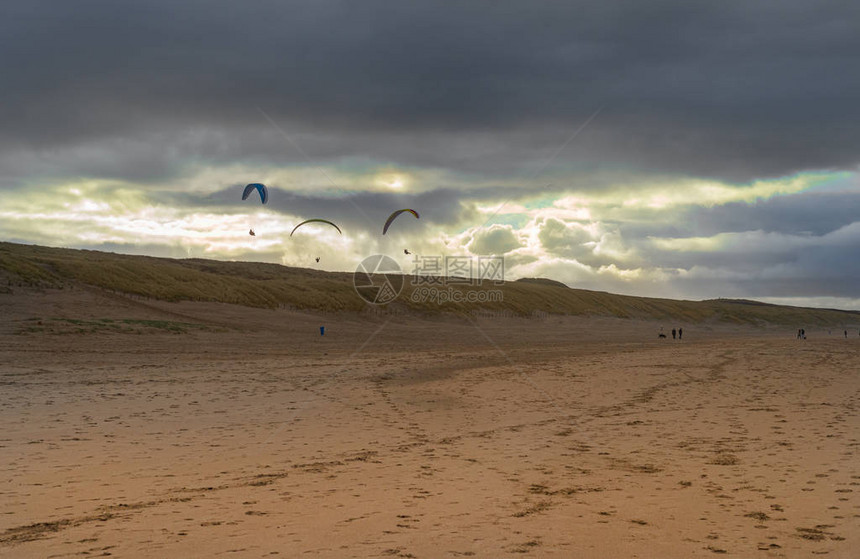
[2,241,858,327]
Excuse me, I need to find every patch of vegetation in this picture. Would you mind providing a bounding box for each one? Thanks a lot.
[17,317,215,335]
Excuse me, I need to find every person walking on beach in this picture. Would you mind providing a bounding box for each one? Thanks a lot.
[672,328,677,340]
[845,330,849,338]
[678,327,683,340]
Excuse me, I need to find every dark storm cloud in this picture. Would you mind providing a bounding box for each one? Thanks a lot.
[616,190,860,240]
[635,225,860,295]
[683,191,860,237]
[672,277,860,300]
[3,0,860,182]
[184,185,478,231]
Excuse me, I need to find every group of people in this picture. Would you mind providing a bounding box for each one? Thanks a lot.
[798,328,858,339]
[658,327,684,339]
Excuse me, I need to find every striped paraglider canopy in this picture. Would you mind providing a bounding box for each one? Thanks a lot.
[382,209,419,235]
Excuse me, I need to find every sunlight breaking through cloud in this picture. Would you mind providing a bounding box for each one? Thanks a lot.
[1,161,857,308]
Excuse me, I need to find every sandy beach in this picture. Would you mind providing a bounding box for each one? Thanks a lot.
[4,1,859,555]
[1,289,859,558]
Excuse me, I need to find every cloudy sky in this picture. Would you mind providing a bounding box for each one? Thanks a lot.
[2,1,859,308]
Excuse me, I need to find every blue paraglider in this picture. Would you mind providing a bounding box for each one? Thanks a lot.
[242,183,268,204]
[242,183,268,236]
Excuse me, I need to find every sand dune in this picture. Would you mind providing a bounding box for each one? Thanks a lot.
[3,241,860,327]
[1,287,858,557]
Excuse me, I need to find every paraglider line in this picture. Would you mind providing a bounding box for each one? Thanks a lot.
[480,105,603,229]
[257,107,376,229]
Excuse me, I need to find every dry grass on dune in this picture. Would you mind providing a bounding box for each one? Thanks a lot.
[1,241,858,327]
[0,242,362,311]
